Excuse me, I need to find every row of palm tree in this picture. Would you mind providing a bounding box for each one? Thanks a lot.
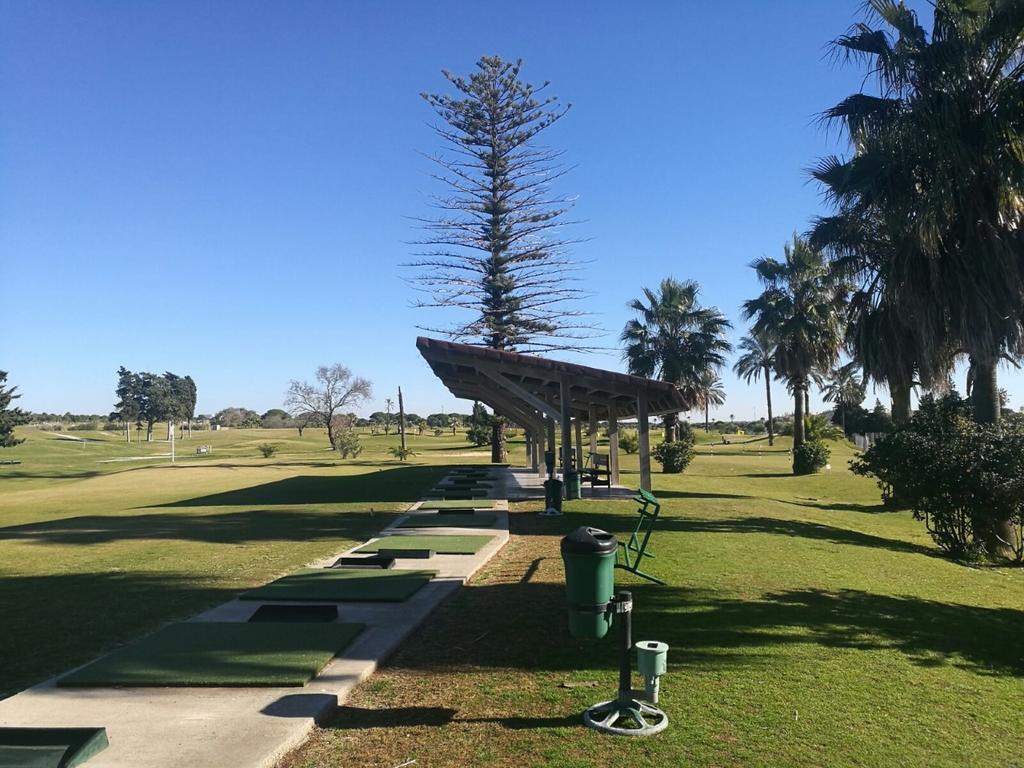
[620,278,732,441]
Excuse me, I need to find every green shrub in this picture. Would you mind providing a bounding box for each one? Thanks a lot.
[389,445,416,461]
[851,393,1024,561]
[257,443,277,458]
[335,428,362,459]
[618,430,640,454]
[652,427,696,474]
[793,439,829,475]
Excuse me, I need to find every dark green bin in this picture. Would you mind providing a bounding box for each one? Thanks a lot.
[560,526,617,640]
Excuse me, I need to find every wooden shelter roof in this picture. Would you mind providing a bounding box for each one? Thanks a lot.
[416,336,690,423]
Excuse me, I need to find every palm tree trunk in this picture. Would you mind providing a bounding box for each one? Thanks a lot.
[793,382,806,451]
[890,382,911,424]
[804,389,810,417]
[764,367,774,446]
[971,357,1013,557]
[704,403,710,432]
[971,357,1001,425]
[663,412,676,443]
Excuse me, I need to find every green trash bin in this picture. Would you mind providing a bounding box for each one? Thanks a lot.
[560,526,618,640]
[564,470,582,500]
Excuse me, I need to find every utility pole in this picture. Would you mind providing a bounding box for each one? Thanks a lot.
[398,386,407,454]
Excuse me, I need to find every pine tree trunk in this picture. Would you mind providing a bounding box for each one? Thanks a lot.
[764,367,774,446]
[125,421,131,444]
[166,421,171,441]
[490,417,507,463]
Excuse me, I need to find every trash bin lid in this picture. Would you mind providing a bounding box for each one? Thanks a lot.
[560,526,618,555]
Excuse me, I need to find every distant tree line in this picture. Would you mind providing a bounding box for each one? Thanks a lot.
[113,367,197,442]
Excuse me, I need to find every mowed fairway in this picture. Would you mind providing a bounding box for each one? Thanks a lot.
[285,433,1024,768]
[0,427,480,695]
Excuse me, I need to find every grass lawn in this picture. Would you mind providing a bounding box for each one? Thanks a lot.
[0,426,482,696]
[282,433,1024,768]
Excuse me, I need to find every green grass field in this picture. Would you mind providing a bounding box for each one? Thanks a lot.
[3,425,1024,766]
[0,426,480,695]
[282,433,1024,768]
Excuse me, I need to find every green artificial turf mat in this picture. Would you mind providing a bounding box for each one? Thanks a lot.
[0,727,108,768]
[419,499,498,510]
[398,513,497,528]
[58,622,363,687]
[357,534,494,555]
[240,568,434,602]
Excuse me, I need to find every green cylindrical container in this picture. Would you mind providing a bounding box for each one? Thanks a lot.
[560,526,618,640]
[544,450,556,476]
[544,478,564,513]
[564,471,582,500]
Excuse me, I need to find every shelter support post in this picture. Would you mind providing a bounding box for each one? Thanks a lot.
[589,407,598,456]
[638,390,652,492]
[607,404,620,485]
[574,418,584,469]
[560,376,573,476]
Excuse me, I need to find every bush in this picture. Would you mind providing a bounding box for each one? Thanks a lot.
[389,445,416,461]
[257,443,277,458]
[335,427,362,459]
[618,430,640,454]
[792,439,830,475]
[652,427,696,474]
[852,393,1024,561]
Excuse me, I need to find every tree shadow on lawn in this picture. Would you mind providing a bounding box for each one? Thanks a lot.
[648,489,754,501]
[0,508,392,546]
[0,570,238,696]
[148,465,449,507]
[376,579,1024,682]
[514,510,932,558]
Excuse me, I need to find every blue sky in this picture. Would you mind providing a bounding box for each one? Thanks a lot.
[4,0,1019,421]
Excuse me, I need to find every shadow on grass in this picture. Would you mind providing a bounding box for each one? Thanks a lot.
[513,508,932,557]
[150,465,448,507]
[0,508,393,546]
[651,489,754,501]
[790,499,895,514]
[0,571,238,696]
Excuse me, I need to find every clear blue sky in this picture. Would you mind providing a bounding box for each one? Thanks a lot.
[3,0,1019,421]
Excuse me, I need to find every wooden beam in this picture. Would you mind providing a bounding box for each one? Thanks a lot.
[588,406,598,456]
[546,417,557,478]
[574,418,584,469]
[479,366,561,421]
[638,389,652,492]
[607,403,620,485]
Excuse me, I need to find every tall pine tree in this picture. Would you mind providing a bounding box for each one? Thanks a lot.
[410,56,591,463]
[0,371,25,448]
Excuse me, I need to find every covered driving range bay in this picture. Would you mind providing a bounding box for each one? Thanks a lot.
[416,336,691,493]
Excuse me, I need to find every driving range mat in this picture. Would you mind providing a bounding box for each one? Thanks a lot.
[0,727,108,768]
[58,622,363,687]
[240,568,434,602]
[248,604,338,623]
[398,513,497,528]
[356,534,494,555]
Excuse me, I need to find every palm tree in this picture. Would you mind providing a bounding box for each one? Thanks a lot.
[694,370,726,432]
[733,331,777,445]
[622,278,732,441]
[820,361,864,435]
[813,0,1024,426]
[742,235,846,466]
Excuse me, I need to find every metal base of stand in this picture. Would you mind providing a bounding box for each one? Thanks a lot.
[581,590,669,736]
[540,508,563,516]
[583,697,668,736]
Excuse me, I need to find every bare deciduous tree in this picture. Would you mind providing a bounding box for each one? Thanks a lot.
[285,365,372,449]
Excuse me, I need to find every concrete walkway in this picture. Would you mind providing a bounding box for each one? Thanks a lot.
[0,493,509,768]
[497,466,637,501]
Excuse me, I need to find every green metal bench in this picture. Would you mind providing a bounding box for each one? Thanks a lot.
[616,488,664,584]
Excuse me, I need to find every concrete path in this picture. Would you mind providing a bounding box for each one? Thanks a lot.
[0,492,509,768]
